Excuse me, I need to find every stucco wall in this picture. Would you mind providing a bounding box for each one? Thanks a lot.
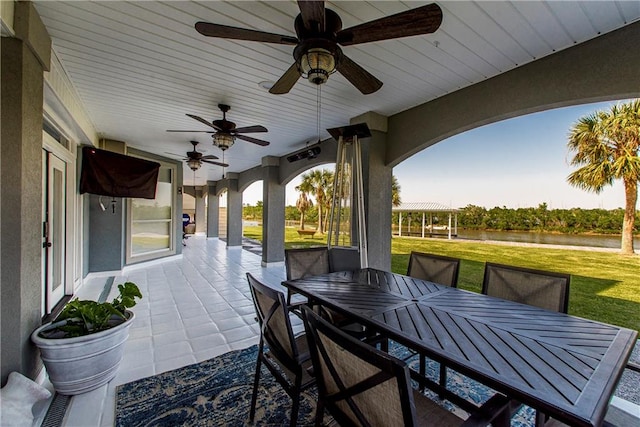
[387,21,640,167]
[1,30,49,384]
[88,195,126,272]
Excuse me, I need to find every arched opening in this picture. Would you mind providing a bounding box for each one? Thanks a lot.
[392,99,636,249]
[217,190,227,239]
[242,181,263,246]
[285,164,336,246]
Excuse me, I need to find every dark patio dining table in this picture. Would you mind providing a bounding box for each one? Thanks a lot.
[283,268,637,427]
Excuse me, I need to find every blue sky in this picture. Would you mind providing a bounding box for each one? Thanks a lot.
[243,100,632,210]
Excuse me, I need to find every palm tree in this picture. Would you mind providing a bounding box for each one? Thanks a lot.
[323,179,334,234]
[567,100,640,254]
[391,175,402,207]
[295,192,313,230]
[295,177,314,230]
[308,169,333,234]
[296,169,334,233]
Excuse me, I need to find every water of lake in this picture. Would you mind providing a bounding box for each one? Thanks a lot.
[457,229,639,249]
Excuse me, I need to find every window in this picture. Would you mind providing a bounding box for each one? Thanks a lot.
[127,166,176,262]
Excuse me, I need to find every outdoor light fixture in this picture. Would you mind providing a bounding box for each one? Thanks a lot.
[287,145,321,163]
[187,158,201,171]
[213,133,235,151]
[297,47,336,86]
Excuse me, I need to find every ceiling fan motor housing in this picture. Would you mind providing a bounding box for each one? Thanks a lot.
[294,8,343,38]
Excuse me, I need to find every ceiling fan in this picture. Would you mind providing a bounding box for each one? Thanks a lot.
[195,1,443,94]
[175,141,230,171]
[167,104,270,150]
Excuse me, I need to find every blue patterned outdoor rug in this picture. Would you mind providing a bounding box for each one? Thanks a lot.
[116,342,536,426]
[115,345,322,427]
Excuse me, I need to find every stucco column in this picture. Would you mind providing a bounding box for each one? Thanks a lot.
[1,2,51,385]
[351,112,392,271]
[194,186,206,234]
[206,182,219,238]
[225,174,243,247]
[261,157,285,265]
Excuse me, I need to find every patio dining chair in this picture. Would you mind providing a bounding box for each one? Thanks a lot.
[406,252,461,392]
[407,251,460,287]
[328,246,361,272]
[284,247,331,305]
[301,306,513,427]
[481,262,571,426]
[481,262,571,313]
[246,273,315,427]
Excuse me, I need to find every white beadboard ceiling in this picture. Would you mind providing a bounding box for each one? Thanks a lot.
[32,1,640,185]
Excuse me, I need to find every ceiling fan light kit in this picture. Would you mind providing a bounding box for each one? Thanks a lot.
[187,158,201,171]
[213,133,234,150]
[296,46,337,86]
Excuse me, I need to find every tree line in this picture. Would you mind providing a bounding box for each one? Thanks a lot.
[454,204,637,234]
[243,202,637,235]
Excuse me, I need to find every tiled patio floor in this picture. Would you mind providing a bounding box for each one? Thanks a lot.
[44,236,289,426]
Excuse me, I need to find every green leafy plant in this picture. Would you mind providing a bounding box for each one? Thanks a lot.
[42,282,142,338]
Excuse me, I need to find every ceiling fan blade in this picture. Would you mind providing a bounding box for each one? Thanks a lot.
[195,22,298,45]
[186,114,222,131]
[336,54,383,94]
[233,125,268,134]
[337,3,442,46]
[166,130,215,133]
[202,159,229,167]
[269,62,301,94]
[201,154,220,160]
[236,134,270,146]
[297,0,325,32]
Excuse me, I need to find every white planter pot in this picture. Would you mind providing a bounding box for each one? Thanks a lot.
[31,311,135,395]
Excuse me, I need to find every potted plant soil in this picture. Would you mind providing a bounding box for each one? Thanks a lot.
[31,282,142,395]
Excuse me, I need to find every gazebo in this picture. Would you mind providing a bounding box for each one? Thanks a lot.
[392,202,458,239]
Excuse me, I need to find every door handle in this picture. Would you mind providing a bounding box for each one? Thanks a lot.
[43,242,52,248]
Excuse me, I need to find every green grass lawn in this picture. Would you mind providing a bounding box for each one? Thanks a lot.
[243,226,640,332]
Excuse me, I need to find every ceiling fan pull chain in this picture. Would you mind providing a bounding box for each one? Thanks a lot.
[317,84,322,142]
